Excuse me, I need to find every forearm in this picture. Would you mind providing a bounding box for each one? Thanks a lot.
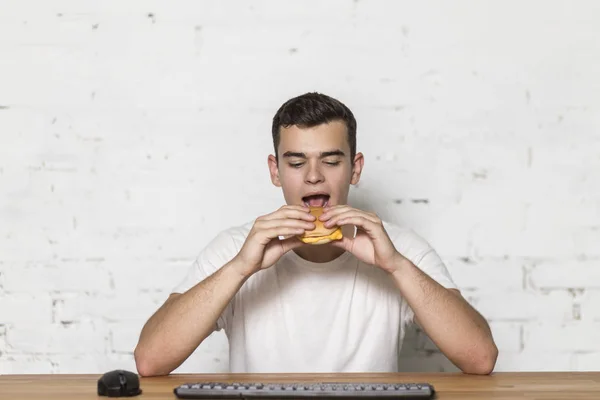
[390,255,498,374]
[134,257,249,376]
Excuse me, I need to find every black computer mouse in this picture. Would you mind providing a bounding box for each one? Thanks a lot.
[97,369,142,397]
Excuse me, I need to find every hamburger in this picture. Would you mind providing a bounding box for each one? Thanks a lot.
[298,206,343,245]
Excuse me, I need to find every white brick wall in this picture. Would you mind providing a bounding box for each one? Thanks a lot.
[1,0,599,374]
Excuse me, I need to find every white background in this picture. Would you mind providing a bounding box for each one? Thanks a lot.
[1,0,599,373]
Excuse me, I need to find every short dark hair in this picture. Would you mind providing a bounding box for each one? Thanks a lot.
[271,92,357,160]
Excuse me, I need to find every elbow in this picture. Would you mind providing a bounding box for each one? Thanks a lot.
[134,345,169,377]
[464,342,498,375]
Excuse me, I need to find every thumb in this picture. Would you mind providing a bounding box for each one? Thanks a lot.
[280,237,305,253]
[330,237,352,252]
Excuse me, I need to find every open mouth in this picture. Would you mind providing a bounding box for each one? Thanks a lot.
[302,194,330,208]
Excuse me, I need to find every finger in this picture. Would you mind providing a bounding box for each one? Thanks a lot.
[260,226,309,241]
[263,207,315,222]
[260,205,309,220]
[330,236,353,252]
[324,204,348,210]
[279,209,316,221]
[321,208,353,223]
[257,218,316,232]
[280,236,305,253]
[281,204,312,213]
[320,205,352,220]
[324,210,379,227]
[328,215,380,234]
[321,207,379,224]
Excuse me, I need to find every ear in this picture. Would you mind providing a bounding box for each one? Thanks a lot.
[268,154,281,187]
[350,152,364,185]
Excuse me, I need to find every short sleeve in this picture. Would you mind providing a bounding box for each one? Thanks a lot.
[171,229,242,333]
[388,225,459,328]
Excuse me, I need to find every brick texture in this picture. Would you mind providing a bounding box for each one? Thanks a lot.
[1,0,599,374]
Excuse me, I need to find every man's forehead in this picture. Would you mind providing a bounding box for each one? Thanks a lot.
[278,121,349,153]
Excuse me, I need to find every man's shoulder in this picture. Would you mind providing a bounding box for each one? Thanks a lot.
[206,220,254,251]
[381,220,436,260]
[382,220,425,243]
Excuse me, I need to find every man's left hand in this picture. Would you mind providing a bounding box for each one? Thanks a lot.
[320,205,404,273]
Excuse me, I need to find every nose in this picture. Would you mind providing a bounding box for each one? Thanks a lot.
[304,161,324,185]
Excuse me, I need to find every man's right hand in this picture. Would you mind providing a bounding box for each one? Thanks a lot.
[134,205,315,376]
[233,205,315,277]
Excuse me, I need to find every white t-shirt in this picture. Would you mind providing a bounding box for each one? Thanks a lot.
[172,220,458,373]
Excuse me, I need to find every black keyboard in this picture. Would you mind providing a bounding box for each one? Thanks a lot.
[173,381,435,399]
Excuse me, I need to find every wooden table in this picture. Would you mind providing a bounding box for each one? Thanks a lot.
[1,372,599,399]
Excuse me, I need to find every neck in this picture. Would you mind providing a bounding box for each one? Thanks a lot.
[293,244,346,263]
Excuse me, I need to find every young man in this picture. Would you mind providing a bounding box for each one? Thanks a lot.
[134,93,498,376]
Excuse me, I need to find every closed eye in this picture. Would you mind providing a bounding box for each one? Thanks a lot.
[289,161,340,168]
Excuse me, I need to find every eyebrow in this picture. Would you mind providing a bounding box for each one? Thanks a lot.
[282,150,346,159]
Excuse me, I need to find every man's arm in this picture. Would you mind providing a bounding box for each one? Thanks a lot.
[133,258,248,377]
[134,205,314,377]
[390,255,498,375]
[318,206,497,374]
